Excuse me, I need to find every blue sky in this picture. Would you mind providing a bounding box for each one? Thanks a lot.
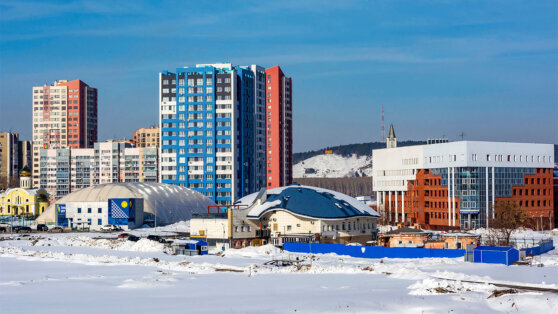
[0,0,556,152]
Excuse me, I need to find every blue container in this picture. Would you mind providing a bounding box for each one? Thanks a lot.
[473,246,519,265]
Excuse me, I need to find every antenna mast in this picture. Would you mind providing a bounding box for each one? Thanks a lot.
[381,106,385,142]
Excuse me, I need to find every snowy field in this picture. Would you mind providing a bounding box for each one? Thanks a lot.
[1,229,558,313]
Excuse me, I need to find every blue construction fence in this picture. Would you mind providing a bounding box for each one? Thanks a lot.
[523,239,554,256]
[283,242,465,259]
[474,246,519,266]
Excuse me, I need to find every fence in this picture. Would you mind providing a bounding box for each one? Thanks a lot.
[283,242,465,259]
[522,239,554,256]
[481,236,553,250]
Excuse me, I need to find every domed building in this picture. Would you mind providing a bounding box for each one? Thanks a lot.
[35,182,216,230]
[0,166,50,217]
[190,184,380,247]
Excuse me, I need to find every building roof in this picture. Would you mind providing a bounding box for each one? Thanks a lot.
[388,124,396,139]
[383,226,426,235]
[35,182,215,225]
[2,187,44,196]
[237,185,380,220]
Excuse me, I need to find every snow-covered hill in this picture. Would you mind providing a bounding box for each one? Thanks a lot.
[293,154,372,178]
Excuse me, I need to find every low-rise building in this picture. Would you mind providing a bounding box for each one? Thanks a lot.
[190,185,380,247]
[378,226,430,248]
[35,182,215,229]
[378,224,480,249]
[0,167,49,217]
[64,198,143,230]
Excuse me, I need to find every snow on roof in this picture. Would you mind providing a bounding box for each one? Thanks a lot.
[241,185,380,219]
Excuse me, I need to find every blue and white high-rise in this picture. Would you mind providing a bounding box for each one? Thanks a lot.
[159,63,267,204]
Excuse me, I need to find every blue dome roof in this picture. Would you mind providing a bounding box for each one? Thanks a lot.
[244,186,379,219]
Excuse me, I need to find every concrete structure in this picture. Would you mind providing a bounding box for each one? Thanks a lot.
[0,168,49,217]
[40,141,158,200]
[190,185,380,247]
[133,126,160,148]
[32,80,98,187]
[373,131,555,230]
[159,63,268,204]
[265,66,293,189]
[0,133,32,188]
[35,182,215,227]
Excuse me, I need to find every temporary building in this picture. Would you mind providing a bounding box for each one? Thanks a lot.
[473,246,519,265]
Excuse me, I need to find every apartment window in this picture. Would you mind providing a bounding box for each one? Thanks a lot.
[77,208,81,213]
[87,208,91,213]
[286,225,292,231]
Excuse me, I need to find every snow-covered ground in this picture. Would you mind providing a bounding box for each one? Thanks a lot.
[1,230,558,313]
[293,154,373,178]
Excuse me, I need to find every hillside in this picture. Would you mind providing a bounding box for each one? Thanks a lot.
[293,154,372,178]
[293,140,425,164]
[293,140,425,179]
[295,177,373,197]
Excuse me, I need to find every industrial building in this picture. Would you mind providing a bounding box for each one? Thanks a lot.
[35,182,215,229]
[373,126,555,230]
[190,184,380,247]
[32,80,98,188]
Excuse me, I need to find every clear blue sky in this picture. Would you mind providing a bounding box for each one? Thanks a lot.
[0,0,556,152]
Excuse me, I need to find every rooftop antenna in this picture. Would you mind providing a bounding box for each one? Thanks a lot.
[381,106,385,142]
[459,132,466,140]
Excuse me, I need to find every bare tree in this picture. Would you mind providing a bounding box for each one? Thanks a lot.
[489,200,529,246]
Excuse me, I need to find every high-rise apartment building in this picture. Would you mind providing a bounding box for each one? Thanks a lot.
[265,66,293,189]
[0,133,32,188]
[133,126,160,148]
[32,80,98,188]
[40,141,157,199]
[373,137,555,230]
[159,63,267,204]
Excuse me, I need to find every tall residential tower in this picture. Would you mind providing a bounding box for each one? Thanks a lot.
[159,63,267,204]
[265,66,293,189]
[32,80,98,187]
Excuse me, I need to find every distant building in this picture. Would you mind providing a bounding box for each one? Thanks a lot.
[0,133,31,187]
[40,140,158,199]
[373,132,555,230]
[132,126,159,148]
[32,80,98,187]
[0,167,49,217]
[35,182,215,229]
[159,63,268,204]
[266,66,293,189]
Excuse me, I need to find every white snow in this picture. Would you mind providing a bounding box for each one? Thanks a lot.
[1,231,557,313]
[293,153,373,178]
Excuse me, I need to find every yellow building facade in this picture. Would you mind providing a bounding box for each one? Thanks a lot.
[0,188,49,217]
